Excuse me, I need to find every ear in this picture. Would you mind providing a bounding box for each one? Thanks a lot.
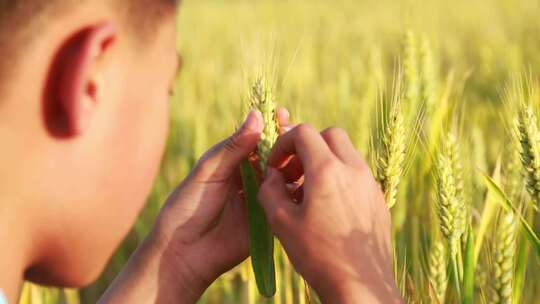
[44,22,117,137]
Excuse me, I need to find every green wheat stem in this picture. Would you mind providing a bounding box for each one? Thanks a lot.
[452,256,462,300]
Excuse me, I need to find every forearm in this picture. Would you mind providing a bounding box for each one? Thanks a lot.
[98,231,208,304]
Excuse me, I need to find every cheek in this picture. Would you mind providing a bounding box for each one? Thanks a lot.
[120,89,170,206]
[98,82,170,246]
[135,94,170,180]
[45,89,171,287]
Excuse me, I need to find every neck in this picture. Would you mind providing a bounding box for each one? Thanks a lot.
[0,203,33,303]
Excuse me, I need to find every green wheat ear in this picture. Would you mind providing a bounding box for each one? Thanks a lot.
[489,211,518,304]
[514,105,540,204]
[403,30,420,110]
[376,75,407,210]
[428,240,448,304]
[419,35,439,116]
[435,132,466,258]
[250,76,279,173]
[378,103,406,209]
[503,129,523,202]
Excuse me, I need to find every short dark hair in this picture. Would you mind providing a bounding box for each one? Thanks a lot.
[0,0,179,42]
[0,0,179,84]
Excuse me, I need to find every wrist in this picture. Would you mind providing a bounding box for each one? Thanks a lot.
[100,218,213,304]
[100,229,207,304]
[146,226,211,304]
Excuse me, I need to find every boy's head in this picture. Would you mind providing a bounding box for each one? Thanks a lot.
[0,0,179,287]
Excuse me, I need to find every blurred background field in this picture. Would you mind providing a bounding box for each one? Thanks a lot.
[18,0,540,303]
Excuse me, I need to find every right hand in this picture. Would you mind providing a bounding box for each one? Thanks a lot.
[257,124,403,304]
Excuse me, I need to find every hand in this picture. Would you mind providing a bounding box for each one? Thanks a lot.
[100,108,290,304]
[153,108,294,301]
[257,124,403,304]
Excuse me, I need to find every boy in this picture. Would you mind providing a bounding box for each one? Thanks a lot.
[0,1,403,303]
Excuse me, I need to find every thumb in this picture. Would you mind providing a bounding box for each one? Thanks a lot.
[258,167,296,235]
[192,110,263,182]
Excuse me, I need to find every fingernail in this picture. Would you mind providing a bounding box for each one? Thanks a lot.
[240,110,262,133]
[281,125,293,133]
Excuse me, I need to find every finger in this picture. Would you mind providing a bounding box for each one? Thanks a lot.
[320,127,364,166]
[258,168,296,235]
[222,193,249,253]
[280,123,295,135]
[192,110,263,182]
[203,196,250,268]
[276,107,290,126]
[291,184,304,203]
[285,182,304,204]
[268,124,334,173]
[276,107,294,134]
[280,156,304,183]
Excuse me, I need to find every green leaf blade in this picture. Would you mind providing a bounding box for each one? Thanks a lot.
[240,160,276,297]
[481,172,540,263]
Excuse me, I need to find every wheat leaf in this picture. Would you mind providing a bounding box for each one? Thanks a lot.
[481,171,540,263]
[240,160,276,297]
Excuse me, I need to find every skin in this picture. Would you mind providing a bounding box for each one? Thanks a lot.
[100,118,403,304]
[0,1,403,303]
[0,1,177,301]
[259,125,403,303]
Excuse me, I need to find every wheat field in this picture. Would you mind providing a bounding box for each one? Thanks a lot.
[18,0,540,303]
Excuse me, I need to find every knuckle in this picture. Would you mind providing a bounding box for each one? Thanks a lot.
[277,208,292,225]
[267,207,286,227]
[355,150,368,165]
[265,209,277,226]
[192,152,214,176]
[295,123,317,139]
[192,136,238,177]
[267,209,280,226]
[224,134,242,153]
[310,158,341,185]
[350,154,373,175]
[257,181,272,201]
[322,126,348,140]
[366,167,381,186]
[355,157,371,172]
[315,157,340,175]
